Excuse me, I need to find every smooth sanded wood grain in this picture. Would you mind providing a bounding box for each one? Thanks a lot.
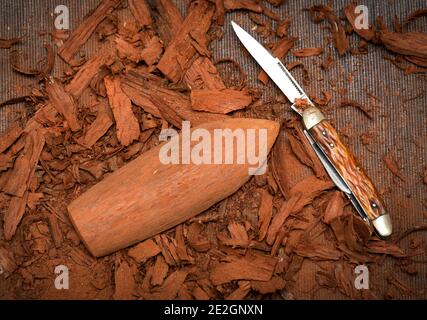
[68,118,280,257]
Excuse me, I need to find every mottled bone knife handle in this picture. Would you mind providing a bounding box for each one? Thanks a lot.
[302,107,392,237]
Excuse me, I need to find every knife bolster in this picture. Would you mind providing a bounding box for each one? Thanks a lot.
[302,106,325,130]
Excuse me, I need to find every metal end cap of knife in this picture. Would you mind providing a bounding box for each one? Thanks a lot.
[372,214,392,238]
[302,106,325,130]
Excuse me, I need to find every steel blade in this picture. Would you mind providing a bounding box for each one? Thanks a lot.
[231,21,309,110]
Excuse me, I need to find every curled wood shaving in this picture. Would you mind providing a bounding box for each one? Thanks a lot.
[393,225,427,245]
[404,8,427,25]
[293,47,324,57]
[214,58,247,89]
[9,44,55,78]
[307,5,348,55]
[312,91,331,106]
[0,37,21,49]
[339,99,372,119]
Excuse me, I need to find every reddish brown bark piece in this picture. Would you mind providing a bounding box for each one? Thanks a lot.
[266,176,334,245]
[334,263,357,298]
[153,0,223,90]
[0,245,17,277]
[226,281,251,300]
[258,37,297,84]
[24,103,58,133]
[104,76,140,146]
[65,49,113,98]
[184,57,225,90]
[115,36,144,63]
[151,88,229,128]
[266,0,284,6]
[405,55,427,67]
[405,8,427,23]
[176,284,193,300]
[251,276,286,294]
[210,251,277,285]
[121,73,162,118]
[308,5,348,56]
[3,192,28,240]
[190,89,252,114]
[294,242,342,261]
[141,270,188,299]
[140,36,163,66]
[224,0,262,13]
[0,38,20,49]
[219,222,249,248]
[3,129,45,197]
[151,255,169,286]
[323,191,345,224]
[47,212,63,248]
[192,285,210,300]
[258,189,273,241]
[330,213,372,253]
[293,47,324,57]
[380,32,427,59]
[46,80,81,131]
[0,122,23,154]
[0,154,14,172]
[127,239,161,263]
[344,3,375,41]
[46,79,80,132]
[156,234,179,266]
[152,0,184,45]
[128,0,152,27]
[393,16,403,33]
[122,72,228,128]
[157,0,214,82]
[271,132,300,198]
[367,241,405,257]
[77,101,113,148]
[321,55,334,69]
[96,13,118,40]
[276,18,291,38]
[266,195,300,246]
[187,223,211,252]
[113,258,137,300]
[174,225,192,262]
[58,0,121,65]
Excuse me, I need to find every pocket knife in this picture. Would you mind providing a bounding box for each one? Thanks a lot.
[231,21,392,237]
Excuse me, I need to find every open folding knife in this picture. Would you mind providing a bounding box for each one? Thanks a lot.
[231,21,392,237]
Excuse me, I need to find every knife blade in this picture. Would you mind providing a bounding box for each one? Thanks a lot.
[231,21,392,237]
